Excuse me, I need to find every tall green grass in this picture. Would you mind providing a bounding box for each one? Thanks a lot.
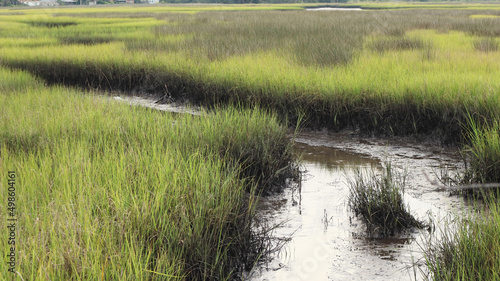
[348,164,423,237]
[461,116,500,188]
[1,8,499,142]
[0,67,296,280]
[424,197,500,280]
[1,5,500,279]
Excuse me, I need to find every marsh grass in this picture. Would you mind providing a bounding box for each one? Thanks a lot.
[474,37,499,52]
[2,4,500,279]
[457,17,500,37]
[147,11,368,66]
[1,8,500,140]
[348,164,424,237]
[0,67,297,280]
[24,20,78,28]
[368,36,426,53]
[460,116,500,198]
[423,196,500,280]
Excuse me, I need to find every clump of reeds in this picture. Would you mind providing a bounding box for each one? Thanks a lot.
[423,197,500,280]
[348,163,424,237]
[474,37,499,52]
[460,116,500,198]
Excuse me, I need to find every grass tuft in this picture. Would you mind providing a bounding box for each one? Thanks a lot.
[348,163,424,237]
[423,197,500,280]
[460,116,500,198]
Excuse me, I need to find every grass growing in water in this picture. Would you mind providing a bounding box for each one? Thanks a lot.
[348,164,423,237]
[459,116,500,198]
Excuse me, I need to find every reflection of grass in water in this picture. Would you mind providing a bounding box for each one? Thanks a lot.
[348,163,424,237]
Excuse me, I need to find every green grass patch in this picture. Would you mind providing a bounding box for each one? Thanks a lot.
[461,116,500,188]
[348,164,424,237]
[0,67,297,280]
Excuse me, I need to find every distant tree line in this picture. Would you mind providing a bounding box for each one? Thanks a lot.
[0,0,19,6]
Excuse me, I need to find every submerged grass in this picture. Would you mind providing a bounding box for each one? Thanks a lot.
[0,67,297,280]
[348,163,423,237]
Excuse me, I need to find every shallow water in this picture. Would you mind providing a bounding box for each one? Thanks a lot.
[247,130,465,281]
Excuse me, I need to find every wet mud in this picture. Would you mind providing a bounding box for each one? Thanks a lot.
[112,95,203,116]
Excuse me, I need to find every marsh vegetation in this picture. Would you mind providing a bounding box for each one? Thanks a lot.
[348,164,424,237]
[1,3,500,280]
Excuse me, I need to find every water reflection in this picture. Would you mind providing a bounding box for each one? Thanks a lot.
[296,142,378,173]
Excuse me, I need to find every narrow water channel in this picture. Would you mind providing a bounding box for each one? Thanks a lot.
[247,130,465,281]
[113,96,466,280]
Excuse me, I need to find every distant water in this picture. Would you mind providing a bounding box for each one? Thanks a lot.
[306,7,363,11]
